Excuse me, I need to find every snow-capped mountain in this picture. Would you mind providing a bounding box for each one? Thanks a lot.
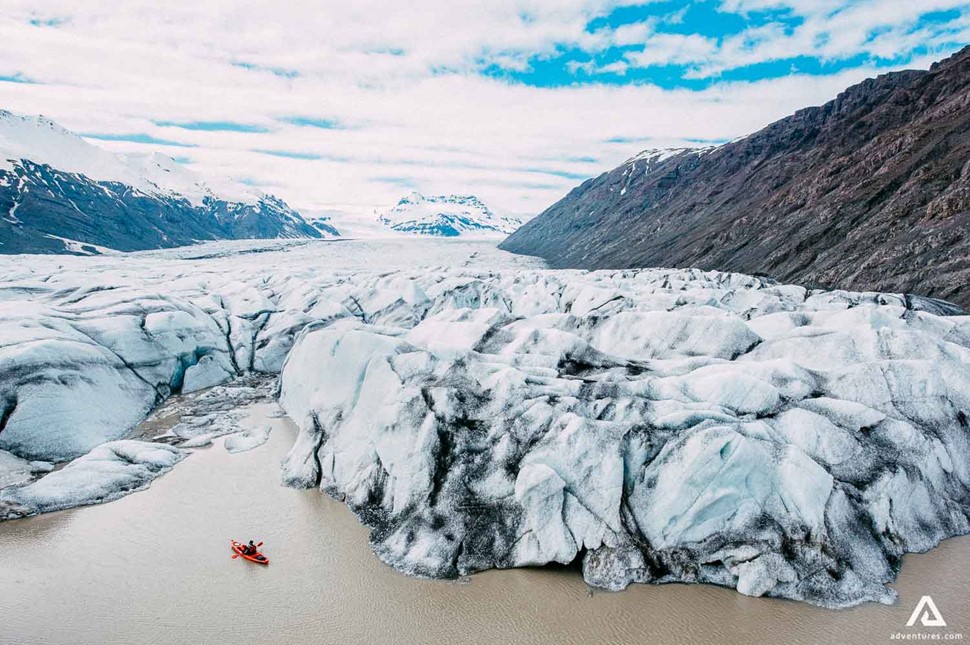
[377,192,520,237]
[0,110,327,254]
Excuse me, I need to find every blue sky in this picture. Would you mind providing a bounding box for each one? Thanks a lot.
[0,1,967,218]
[486,3,969,89]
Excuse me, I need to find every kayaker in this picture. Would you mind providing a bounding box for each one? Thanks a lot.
[243,540,257,555]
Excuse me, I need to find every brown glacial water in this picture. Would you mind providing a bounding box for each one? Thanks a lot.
[1,403,968,645]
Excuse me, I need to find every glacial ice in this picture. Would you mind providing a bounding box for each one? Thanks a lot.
[157,375,278,447]
[224,426,271,453]
[0,441,184,517]
[0,449,52,489]
[1,239,969,607]
[270,256,968,607]
[276,298,970,607]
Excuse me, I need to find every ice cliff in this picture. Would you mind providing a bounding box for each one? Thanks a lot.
[276,271,970,608]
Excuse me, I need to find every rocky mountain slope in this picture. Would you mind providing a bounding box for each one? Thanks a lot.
[0,110,325,254]
[500,46,970,308]
[378,192,520,237]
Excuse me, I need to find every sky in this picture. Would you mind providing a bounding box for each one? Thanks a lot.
[0,1,968,220]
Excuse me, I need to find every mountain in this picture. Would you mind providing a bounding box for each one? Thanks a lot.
[500,46,970,308]
[307,215,340,237]
[0,110,326,255]
[377,192,520,237]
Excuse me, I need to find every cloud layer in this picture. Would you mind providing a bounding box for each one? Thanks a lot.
[0,1,967,218]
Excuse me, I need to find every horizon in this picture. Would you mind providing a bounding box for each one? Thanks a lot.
[1,1,968,219]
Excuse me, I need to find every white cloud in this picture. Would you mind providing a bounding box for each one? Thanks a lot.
[624,33,720,67]
[0,0,965,220]
[609,1,970,78]
[683,0,970,77]
[607,20,658,46]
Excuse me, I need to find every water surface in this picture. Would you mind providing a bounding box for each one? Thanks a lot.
[1,404,967,645]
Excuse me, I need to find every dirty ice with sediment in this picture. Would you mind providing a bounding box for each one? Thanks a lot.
[1,238,969,608]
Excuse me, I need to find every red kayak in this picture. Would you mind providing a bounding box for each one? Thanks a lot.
[230,540,269,565]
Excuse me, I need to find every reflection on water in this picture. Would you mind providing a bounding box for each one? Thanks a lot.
[1,403,967,645]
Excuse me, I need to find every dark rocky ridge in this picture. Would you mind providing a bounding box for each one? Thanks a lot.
[500,46,970,308]
[0,159,324,255]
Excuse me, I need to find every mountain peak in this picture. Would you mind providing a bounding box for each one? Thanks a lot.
[0,109,265,207]
[930,43,970,72]
[398,191,425,205]
[0,110,325,254]
[378,192,519,237]
[625,147,715,166]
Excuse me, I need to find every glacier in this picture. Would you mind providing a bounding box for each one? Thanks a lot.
[1,238,968,607]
